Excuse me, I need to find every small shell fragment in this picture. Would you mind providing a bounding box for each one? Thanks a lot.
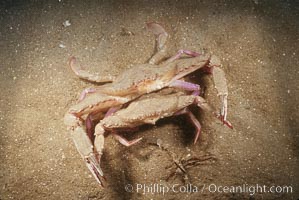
[59,44,66,48]
[157,139,162,148]
[63,20,71,27]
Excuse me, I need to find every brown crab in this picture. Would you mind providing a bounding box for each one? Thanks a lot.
[64,22,232,187]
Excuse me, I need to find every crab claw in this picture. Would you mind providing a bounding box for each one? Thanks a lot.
[66,113,106,187]
[208,55,233,129]
[146,22,169,64]
[217,113,233,129]
[68,56,115,83]
[146,22,168,50]
[84,151,106,188]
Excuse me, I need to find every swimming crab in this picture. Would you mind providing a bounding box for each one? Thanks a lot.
[94,92,220,187]
[64,22,232,187]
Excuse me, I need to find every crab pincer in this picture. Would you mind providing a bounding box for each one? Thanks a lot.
[69,56,116,83]
[208,55,233,128]
[64,93,130,187]
[146,22,169,64]
[65,117,106,187]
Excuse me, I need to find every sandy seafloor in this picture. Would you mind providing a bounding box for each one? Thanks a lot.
[0,0,298,199]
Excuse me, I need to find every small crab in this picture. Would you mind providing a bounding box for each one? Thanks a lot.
[64,22,232,187]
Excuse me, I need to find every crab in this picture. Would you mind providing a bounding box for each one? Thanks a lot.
[89,91,229,187]
[64,22,232,187]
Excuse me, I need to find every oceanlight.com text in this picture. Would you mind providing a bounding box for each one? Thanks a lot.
[124,183,293,196]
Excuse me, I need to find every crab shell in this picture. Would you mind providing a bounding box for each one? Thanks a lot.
[96,92,210,132]
[95,54,211,96]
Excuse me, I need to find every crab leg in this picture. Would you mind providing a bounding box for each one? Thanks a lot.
[193,93,232,128]
[78,88,97,102]
[86,108,119,140]
[64,93,131,187]
[64,113,106,187]
[165,49,201,64]
[86,114,95,141]
[169,80,201,95]
[104,107,120,117]
[208,55,232,127]
[175,108,202,144]
[146,22,169,65]
[112,133,143,147]
[85,111,105,141]
[92,120,142,183]
[85,106,121,142]
[69,56,116,83]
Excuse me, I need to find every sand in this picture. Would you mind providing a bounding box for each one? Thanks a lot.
[0,0,298,199]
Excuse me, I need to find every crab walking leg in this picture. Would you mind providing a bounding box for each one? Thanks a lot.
[78,88,97,102]
[104,107,120,118]
[186,111,201,144]
[169,80,201,95]
[112,133,143,147]
[191,90,200,97]
[86,114,95,141]
[100,109,143,147]
[146,22,169,65]
[85,106,125,141]
[69,56,116,83]
[175,108,202,144]
[194,96,214,113]
[164,49,201,64]
[86,111,105,141]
